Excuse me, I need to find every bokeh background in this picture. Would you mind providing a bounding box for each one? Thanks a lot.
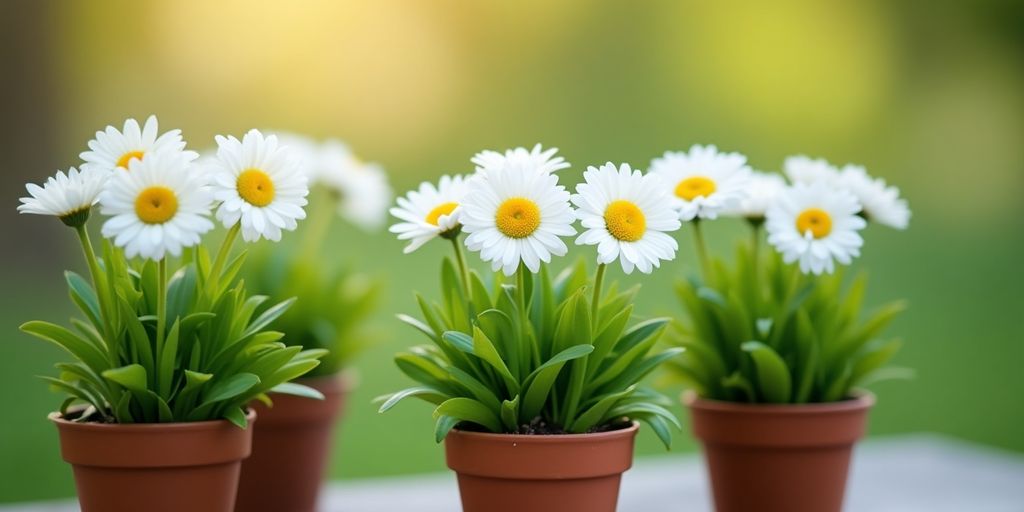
[2,0,1023,504]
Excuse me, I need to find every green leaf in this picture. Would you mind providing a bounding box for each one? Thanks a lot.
[434,415,460,443]
[204,373,260,404]
[441,331,474,353]
[742,341,792,403]
[157,320,180,398]
[65,271,101,327]
[433,397,502,433]
[376,386,448,413]
[20,321,109,373]
[569,386,634,433]
[225,406,248,428]
[500,395,520,431]
[586,306,633,379]
[243,297,297,337]
[271,382,325,400]
[470,327,519,395]
[102,364,148,393]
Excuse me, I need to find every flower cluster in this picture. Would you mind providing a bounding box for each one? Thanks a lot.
[17,116,325,426]
[19,116,311,258]
[391,145,683,275]
[390,143,909,277]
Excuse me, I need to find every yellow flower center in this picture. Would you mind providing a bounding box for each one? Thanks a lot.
[796,208,832,239]
[426,202,458,226]
[117,151,145,170]
[495,197,541,239]
[604,200,646,242]
[237,169,275,207]
[675,176,717,201]
[134,186,178,224]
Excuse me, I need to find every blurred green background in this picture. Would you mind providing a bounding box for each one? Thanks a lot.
[2,0,1023,504]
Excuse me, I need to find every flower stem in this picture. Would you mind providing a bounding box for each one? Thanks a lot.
[450,237,472,303]
[750,221,762,315]
[591,263,606,324]
[156,257,167,359]
[692,220,711,280]
[75,225,116,363]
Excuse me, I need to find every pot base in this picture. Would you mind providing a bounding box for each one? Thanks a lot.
[51,410,254,512]
[445,423,638,512]
[234,374,347,512]
[685,392,874,512]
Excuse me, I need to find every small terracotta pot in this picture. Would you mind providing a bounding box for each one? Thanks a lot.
[685,391,874,512]
[50,409,255,512]
[445,423,638,512]
[234,374,348,512]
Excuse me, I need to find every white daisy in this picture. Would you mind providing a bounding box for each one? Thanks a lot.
[460,160,576,276]
[723,171,787,220]
[18,167,109,227]
[209,129,310,242]
[765,182,867,275]
[838,164,911,229]
[389,175,469,253]
[316,140,392,230]
[783,155,841,187]
[572,163,681,274]
[98,151,213,260]
[80,115,195,173]
[649,144,752,221]
[472,143,570,174]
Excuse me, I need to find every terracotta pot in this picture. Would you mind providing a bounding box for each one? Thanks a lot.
[445,423,638,512]
[685,391,874,512]
[50,409,255,512]
[235,374,348,512]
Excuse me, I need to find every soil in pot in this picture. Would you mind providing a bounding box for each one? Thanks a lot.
[445,422,638,512]
[234,374,348,512]
[50,409,255,512]
[685,391,874,512]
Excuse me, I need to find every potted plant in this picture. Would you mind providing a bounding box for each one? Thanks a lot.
[652,147,912,512]
[235,134,388,512]
[378,150,685,512]
[17,117,325,512]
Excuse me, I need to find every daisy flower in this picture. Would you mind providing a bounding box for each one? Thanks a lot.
[18,167,109,227]
[765,182,867,275]
[389,175,469,253]
[783,155,841,187]
[208,129,310,242]
[649,144,752,221]
[838,164,911,229]
[98,151,213,260]
[80,115,195,173]
[472,143,570,175]
[460,160,576,276]
[572,163,681,274]
[723,171,787,220]
[316,140,392,230]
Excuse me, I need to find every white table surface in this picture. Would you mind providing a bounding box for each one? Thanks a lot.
[4,434,1023,512]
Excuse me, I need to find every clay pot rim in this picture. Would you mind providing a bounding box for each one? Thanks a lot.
[684,390,875,415]
[450,421,639,444]
[48,408,256,432]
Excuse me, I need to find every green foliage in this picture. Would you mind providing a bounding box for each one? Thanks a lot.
[243,240,380,376]
[21,238,325,426]
[668,240,909,404]
[379,259,682,448]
